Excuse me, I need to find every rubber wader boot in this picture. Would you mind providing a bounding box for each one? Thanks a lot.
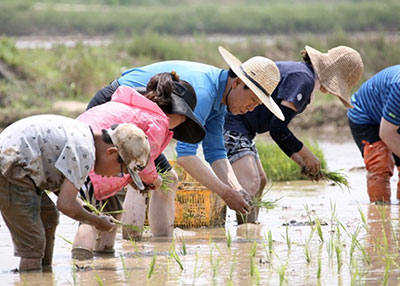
[71,247,94,267]
[397,166,400,200]
[363,140,394,203]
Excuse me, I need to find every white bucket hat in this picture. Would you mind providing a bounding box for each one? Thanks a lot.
[305,45,364,108]
[218,46,284,121]
[106,123,150,190]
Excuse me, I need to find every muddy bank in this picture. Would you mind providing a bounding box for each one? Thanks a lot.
[291,102,349,131]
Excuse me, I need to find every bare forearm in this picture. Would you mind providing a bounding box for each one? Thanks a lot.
[381,131,400,157]
[211,158,243,190]
[58,199,102,227]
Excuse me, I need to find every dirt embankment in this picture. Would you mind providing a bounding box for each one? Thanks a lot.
[292,102,348,130]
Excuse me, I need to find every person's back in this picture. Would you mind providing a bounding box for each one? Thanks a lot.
[348,64,400,126]
[88,60,226,111]
[77,86,172,200]
[0,114,95,191]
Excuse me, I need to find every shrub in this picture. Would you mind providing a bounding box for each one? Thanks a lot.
[257,139,326,182]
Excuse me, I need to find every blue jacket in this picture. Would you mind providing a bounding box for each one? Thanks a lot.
[118,61,229,164]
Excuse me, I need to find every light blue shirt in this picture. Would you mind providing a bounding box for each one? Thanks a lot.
[118,61,229,164]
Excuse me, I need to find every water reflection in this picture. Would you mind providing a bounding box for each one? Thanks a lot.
[1,140,400,285]
[365,204,400,285]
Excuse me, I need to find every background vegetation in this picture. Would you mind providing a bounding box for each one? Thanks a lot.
[0,0,399,129]
[257,140,326,181]
[1,0,399,36]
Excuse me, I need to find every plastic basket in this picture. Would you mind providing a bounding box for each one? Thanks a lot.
[170,161,226,228]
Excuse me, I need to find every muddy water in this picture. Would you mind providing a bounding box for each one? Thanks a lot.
[1,139,400,285]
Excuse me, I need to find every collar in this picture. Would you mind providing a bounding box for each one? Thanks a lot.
[215,69,229,111]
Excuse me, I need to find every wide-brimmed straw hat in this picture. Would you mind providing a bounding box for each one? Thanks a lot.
[305,45,364,108]
[106,123,150,190]
[218,46,284,121]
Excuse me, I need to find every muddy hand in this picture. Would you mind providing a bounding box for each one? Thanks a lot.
[222,189,250,214]
[96,215,115,232]
[301,166,322,182]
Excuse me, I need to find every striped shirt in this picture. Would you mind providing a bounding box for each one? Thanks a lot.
[348,65,400,126]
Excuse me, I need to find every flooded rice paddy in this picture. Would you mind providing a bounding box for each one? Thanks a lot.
[1,138,400,285]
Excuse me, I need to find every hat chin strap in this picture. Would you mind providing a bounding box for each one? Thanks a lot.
[225,87,233,112]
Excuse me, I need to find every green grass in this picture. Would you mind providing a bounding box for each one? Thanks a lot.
[1,30,400,128]
[257,140,326,181]
[1,0,399,36]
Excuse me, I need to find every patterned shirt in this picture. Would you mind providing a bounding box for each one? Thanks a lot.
[118,61,228,164]
[348,65,400,126]
[0,115,95,191]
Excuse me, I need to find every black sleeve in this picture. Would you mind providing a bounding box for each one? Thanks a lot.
[269,105,303,157]
[86,84,115,110]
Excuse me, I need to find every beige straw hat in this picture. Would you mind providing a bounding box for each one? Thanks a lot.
[305,45,364,108]
[218,46,284,121]
[106,123,150,190]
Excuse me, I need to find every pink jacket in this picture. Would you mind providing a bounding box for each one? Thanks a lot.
[77,86,173,200]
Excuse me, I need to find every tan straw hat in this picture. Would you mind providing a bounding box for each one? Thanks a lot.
[218,46,284,121]
[305,45,364,108]
[106,123,150,190]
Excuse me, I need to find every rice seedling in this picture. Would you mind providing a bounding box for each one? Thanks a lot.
[304,204,314,228]
[320,169,351,190]
[315,217,324,242]
[349,227,361,263]
[267,230,273,255]
[283,222,291,252]
[249,241,258,277]
[147,253,157,279]
[317,245,322,281]
[70,261,78,286]
[335,226,343,274]
[225,228,232,248]
[57,234,73,245]
[350,257,361,286]
[377,205,390,250]
[82,198,144,233]
[304,238,312,264]
[209,246,223,281]
[277,262,288,286]
[357,204,368,231]
[177,235,187,255]
[329,200,337,227]
[93,272,104,286]
[192,251,205,285]
[169,238,184,271]
[251,191,280,211]
[120,253,132,282]
[158,169,176,194]
[326,235,334,260]
[226,251,237,286]
[383,255,393,286]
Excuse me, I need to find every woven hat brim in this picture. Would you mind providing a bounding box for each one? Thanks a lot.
[305,45,353,108]
[170,93,205,143]
[218,46,285,121]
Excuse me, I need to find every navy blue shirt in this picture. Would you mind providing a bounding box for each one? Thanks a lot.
[225,61,315,140]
